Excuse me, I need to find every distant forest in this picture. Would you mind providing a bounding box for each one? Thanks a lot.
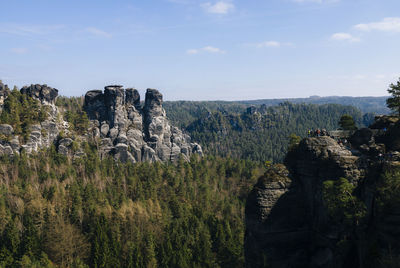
[165,102,374,162]
[55,95,383,163]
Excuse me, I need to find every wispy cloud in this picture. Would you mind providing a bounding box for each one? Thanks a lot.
[330,32,360,42]
[10,48,28,54]
[186,49,199,54]
[354,17,400,33]
[85,27,112,38]
[0,23,65,37]
[186,46,226,54]
[245,41,294,48]
[201,1,234,14]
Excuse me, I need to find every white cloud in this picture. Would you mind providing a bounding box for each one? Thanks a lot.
[0,24,65,37]
[202,46,225,53]
[186,46,226,54]
[186,49,199,54]
[85,27,112,38]
[257,41,281,48]
[330,32,360,42]
[354,17,400,32]
[246,41,293,48]
[10,48,28,54]
[201,1,234,14]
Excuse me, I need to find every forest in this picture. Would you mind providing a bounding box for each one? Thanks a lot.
[0,148,263,267]
[0,90,391,267]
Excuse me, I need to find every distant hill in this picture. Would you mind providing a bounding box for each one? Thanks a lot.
[169,102,374,162]
[238,96,390,115]
[164,96,389,128]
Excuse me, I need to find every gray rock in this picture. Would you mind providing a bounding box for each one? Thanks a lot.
[0,124,13,135]
[58,144,69,156]
[117,134,128,144]
[100,123,109,137]
[109,127,119,140]
[59,138,73,147]
[80,85,203,163]
[125,88,141,110]
[20,84,58,105]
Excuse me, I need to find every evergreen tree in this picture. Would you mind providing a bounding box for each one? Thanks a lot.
[339,114,357,130]
[386,77,400,116]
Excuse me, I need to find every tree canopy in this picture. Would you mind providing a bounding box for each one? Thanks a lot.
[338,114,357,130]
[386,77,400,116]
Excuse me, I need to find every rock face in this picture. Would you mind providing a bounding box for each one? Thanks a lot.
[84,85,202,163]
[20,84,58,105]
[0,84,64,156]
[245,125,400,268]
[0,81,10,111]
[0,83,202,162]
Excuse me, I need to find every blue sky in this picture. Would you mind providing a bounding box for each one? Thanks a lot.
[1,0,399,100]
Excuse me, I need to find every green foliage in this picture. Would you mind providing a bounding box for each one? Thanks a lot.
[64,110,90,135]
[386,77,400,116]
[376,170,400,212]
[56,96,89,135]
[184,102,370,162]
[288,133,301,151]
[339,114,357,130]
[322,178,366,226]
[0,89,48,141]
[0,150,263,267]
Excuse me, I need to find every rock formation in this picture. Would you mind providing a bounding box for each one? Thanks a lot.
[0,84,63,156]
[0,81,10,112]
[0,83,202,163]
[245,119,400,268]
[83,85,202,163]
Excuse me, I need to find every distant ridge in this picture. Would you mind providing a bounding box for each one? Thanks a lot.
[237,96,389,114]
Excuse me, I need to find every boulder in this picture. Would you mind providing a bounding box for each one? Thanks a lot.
[0,124,13,136]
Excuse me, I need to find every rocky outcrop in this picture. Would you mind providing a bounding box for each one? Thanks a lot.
[0,83,202,163]
[245,121,400,268]
[20,84,58,105]
[0,81,10,111]
[0,84,65,156]
[83,85,202,163]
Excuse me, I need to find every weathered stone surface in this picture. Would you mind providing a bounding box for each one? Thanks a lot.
[0,84,67,156]
[20,84,58,105]
[125,88,141,109]
[84,90,106,121]
[0,81,10,110]
[0,83,201,163]
[83,85,202,163]
[0,124,13,135]
[245,164,309,268]
[245,120,400,268]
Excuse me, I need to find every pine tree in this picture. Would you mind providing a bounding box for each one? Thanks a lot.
[387,77,400,116]
[339,114,357,130]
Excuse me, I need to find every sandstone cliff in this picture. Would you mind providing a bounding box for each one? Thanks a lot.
[83,85,202,162]
[245,120,400,268]
[0,83,202,163]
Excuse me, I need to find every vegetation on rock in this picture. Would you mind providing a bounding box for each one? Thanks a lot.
[0,89,48,141]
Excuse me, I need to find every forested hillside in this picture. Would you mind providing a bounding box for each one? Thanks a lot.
[54,97,376,163]
[182,103,375,162]
[0,149,263,267]
[163,96,388,128]
[238,96,389,115]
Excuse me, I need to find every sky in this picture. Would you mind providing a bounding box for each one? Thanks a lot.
[1,0,400,100]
